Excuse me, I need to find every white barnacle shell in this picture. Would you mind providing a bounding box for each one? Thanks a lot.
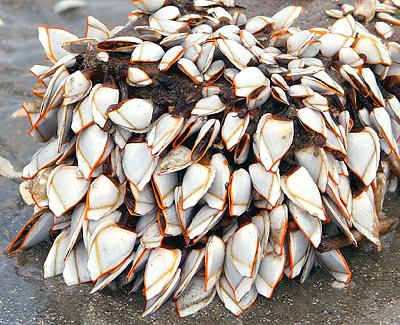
[147,113,185,156]
[271,6,303,30]
[204,235,225,290]
[71,97,93,134]
[375,21,394,40]
[217,38,253,70]
[40,65,70,116]
[271,73,289,91]
[191,119,221,162]
[245,16,274,34]
[126,67,153,87]
[338,47,364,67]
[288,201,322,249]
[255,113,294,172]
[149,17,190,36]
[370,107,399,158]
[186,205,224,242]
[44,230,70,278]
[331,14,356,37]
[361,67,385,107]
[22,139,69,180]
[129,183,157,216]
[224,67,240,83]
[204,60,225,82]
[76,123,114,180]
[233,67,267,97]
[288,84,314,98]
[108,99,153,133]
[160,32,189,47]
[297,107,327,139]
[122,142,159,191]
[87,224,137,282]
[318,33,354,58]
[152,163,177,210]
[240,29,259,49]
[230,223,260,278]
[255,243,285,298]
[90,83,119,128]
[324,9,345,19]
[159,146,193,175]
[85,175,124,221]
[144,248,182,301]
[130,41,165,63]
[158,45,184,71]
[301,71,344,96]
[249,163,281,207]
[221,112,250,151]
[385,95,400,124]
[234,133,251,165]
[174,249,205,300]
[246,80,271,109]
[183,44,202,62]
[316,249,351,283]
[351,188,381,248]
[294,146,329,193]
[353,34,391,66]
[38,26,78,63]
[271,86,289,105]
[181,163,216,210]
[47,165,90,217]
[281,167,326,221]
[228,168,252,217]
[97,36,142,52]
[346,127,380,186]
[177,58,204,84]
[132,0,169,13]
[339,65,369,97]
[284,228,309,279]
[153,5,180,20]
[377,12,400,26]
[192,95,226,116]
[63,70,92,105]
[197,42,217,73]
[86,16,110,41]
[204,153,230,211]
[173,116,207,148]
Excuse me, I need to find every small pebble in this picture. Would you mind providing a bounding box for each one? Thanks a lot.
[331,281,347,289]
[0,155,21,179]
[331,280,354,289]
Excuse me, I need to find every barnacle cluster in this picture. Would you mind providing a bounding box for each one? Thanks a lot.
[8,0,400,317]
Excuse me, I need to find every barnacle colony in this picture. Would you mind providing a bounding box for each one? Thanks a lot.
[8,0,400,317]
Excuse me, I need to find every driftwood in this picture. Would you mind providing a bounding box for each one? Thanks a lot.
[318,216,400,253]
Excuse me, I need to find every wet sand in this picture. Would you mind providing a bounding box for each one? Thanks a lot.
[0,0,399,324]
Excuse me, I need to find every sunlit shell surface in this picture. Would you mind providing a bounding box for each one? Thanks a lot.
[9,0,400,318]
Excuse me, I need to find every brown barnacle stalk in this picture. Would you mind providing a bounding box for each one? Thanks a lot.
[319,216,400,253]
[80,48,207,120]
[389,152,400,176]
